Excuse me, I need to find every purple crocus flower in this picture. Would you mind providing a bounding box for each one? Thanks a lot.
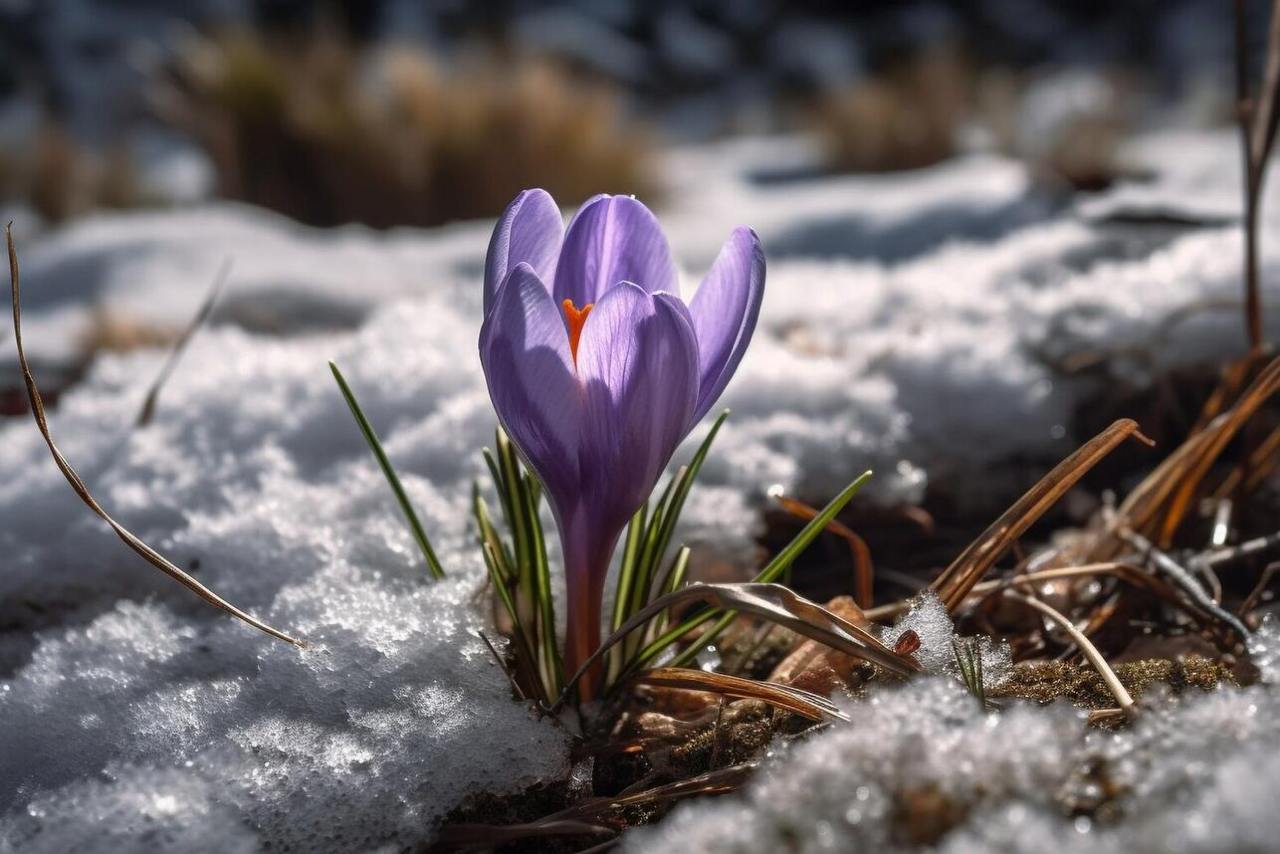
[479,190,765,695]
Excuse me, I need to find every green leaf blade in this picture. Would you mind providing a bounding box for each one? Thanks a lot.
[330,361,445,580]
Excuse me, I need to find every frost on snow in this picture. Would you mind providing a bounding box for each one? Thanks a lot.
[1,131,1279,848]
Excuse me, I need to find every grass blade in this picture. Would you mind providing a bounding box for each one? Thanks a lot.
[480,429,559,700]
[329,361,444,579]
[640,410,730,598]
[611,503,648,631]
[644,470,876,669]
[519,460,561,692]
[754,471,875,585]
[951,636,986,707]
[472,484,514,579]
[658,545,692,598]
[771,491,875,607]
[644,546,691,647]
[554,580,917,708]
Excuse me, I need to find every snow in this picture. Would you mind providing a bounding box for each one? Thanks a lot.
[0,288,572,850]
[1,129,1278,849]
[1080,129,1248,224]
[627,618,1280,854]
[892,592,1012,684]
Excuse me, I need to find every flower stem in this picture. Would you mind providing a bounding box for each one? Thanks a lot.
[560,514,620,701]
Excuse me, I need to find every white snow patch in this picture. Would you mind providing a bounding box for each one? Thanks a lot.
[1,131,1277,848]
[627,620,1280,854]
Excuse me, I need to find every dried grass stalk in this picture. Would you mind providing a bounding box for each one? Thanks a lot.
[1108,356,1279,548]
[633,667,848,722]
[930,419,1152,611]
[136,259,228,426]
[557,581,919,708]
[6,225,303,647]
[1006,591,1135,719]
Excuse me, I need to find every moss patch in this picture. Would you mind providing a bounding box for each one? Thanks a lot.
[992,655,1235,709]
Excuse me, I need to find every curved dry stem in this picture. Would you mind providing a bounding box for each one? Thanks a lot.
[7,225,304,647]
[1005,590,1135,719]
[772,493,875,608]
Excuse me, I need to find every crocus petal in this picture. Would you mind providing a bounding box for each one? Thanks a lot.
[574,282,699,527]
[483,189,564,314]
[687,227,765,423]
[478,263,580,502]
[564,193,609,230]
[553,195,679,308]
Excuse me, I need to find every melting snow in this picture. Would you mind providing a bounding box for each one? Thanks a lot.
[627,620,1280,854]
[1,131,1278,849]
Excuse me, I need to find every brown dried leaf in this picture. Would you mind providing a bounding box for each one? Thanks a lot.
[769,596,877,697]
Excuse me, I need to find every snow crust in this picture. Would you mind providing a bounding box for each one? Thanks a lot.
[1,131,1278,849]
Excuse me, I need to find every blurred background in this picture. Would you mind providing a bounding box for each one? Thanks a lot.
[0,0,1265,231]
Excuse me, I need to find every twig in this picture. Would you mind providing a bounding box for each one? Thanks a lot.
[1240,561,1280,616]
[1233,0,1280,351]
[1195,530,1280,568]
[1120,529,1251,640]
[1236,0,1262,351]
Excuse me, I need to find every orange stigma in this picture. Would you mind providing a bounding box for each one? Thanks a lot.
[562,298,593,363]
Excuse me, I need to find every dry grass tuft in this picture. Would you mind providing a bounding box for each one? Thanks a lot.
[814,48,972,174]
[157,30,659,228]
[0,123,148,224]
[77,308,180,356]
[814,51,1131,191]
